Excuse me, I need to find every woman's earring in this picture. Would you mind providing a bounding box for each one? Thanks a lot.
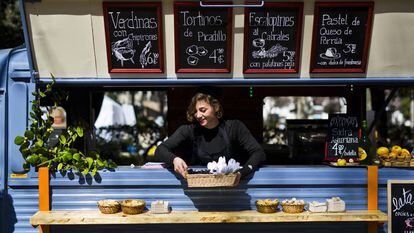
[216,112,222,118]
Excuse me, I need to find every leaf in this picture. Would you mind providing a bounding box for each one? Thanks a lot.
[108,161,117,169]
[59,135,67,144]
[73,153,81,161]
[57,163,63,171]
[24,130,34,140]
[35,139,44,147]
[86,157,93,169]
[63,152,72,162]
[39,91,46,98]
[14,136,25,145]
[26,155,39,164]
[81,168,89,175]
[96,159,104,167]
[91,167,97,176]
[76,127,84,137]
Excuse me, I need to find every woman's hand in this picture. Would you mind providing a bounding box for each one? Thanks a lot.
[173,157,188,178]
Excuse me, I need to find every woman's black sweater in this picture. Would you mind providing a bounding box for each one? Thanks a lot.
[155,120,266,176]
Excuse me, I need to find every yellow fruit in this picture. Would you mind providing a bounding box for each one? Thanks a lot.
[401,149,411,158]
[391,145,402,155]
[377,147,389,157]
[147,145,157,156]
[389,152,398,160]
[337,159,347,166]
[358,147,367,161]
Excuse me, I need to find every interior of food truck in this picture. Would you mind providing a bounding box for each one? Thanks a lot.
[39,85,372,167]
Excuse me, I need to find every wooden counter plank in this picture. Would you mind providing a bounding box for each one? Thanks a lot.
[30,210,387,226]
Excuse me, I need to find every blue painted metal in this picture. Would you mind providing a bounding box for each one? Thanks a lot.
[0,48,12,233]
[6,188,38,233]
[6,166,372,233]
[50,222,369,233]
[5,46,33,175]
[378,168,414,212]
[38,77,414,87]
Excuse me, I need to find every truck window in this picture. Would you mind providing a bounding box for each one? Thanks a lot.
[263,96,347,165]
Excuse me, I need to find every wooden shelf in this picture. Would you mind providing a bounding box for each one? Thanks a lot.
[30,210,387,226]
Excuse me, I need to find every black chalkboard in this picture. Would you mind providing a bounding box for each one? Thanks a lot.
[174,2,232,73]
[325,114,359,161]
[244,3,303,73]
[103,2,163,73]
[310,2,374,73]
[388,181,414,233]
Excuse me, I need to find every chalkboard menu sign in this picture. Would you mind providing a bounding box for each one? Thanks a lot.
[244,3,303,73]
[310,2,374,73]
[174,2,232,73]
[325,114,359,161]
[103,2,163,73]
[388,180,414,233]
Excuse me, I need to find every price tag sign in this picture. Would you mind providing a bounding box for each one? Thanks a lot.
[174,2,232,73]
[388,180,414,233]
[325,114,359,161]
[310,2,374,73]
[244,3,303,73]
[103,2,164,73]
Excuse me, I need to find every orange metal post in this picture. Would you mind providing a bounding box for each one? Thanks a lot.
[367,165,379,233]
[38,167,50,233]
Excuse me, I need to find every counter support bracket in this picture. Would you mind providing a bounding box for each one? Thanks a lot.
[39,167,50,233]
[367,165,379,233]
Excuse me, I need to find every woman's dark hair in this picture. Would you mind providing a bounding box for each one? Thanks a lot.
[186,92,223,123]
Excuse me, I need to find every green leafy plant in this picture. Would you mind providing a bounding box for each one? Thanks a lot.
[14,78,116,175]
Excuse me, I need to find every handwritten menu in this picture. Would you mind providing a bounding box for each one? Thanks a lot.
[103,2,163,73]
[174,2,232,73]
[244,3,303,73]
[310,2,374,73]
[388,181,414,233]
[326,114,359,161]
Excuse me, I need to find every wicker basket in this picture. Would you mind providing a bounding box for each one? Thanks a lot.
[281,204,305,214]
[121,199,146,215]
[256,201,279,213]
[97,200,121,214]
[186,172,240,188]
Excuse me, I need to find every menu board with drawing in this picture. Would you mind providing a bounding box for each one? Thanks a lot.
[244,3,303,73]
[310,2,374,73]
[325,114,359,161]
[388,180,414,233]
[103,2,163,73]
[174,2,232,73]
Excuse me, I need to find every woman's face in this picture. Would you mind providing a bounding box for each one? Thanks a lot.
[195,100,219,129]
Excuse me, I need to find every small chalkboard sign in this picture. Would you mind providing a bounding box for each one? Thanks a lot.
[174,2,232,73]
[388,180,414,233]
[310,2,374,73]
[325,114,359,161]
[103,2,164,73]
[244,3,303,73]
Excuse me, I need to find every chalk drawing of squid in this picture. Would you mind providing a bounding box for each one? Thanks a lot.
[111,34,136,67]
[139,41,152,68]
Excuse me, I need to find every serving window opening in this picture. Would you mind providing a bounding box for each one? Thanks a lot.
[263,96,347,165]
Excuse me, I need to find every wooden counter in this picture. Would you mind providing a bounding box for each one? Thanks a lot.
[30,210,387,226]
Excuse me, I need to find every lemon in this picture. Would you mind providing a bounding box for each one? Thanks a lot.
[377,147,389,157]
[358,147,367,161]
[337,159,347,166]
[147,145,157,156]
[391,145,402,155]
[389,152,398,160]
[401,149,411,158]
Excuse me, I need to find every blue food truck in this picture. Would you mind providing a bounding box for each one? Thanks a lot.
[2,0,414,232]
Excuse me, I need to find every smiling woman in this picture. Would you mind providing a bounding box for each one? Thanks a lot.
[155,89,266,178]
